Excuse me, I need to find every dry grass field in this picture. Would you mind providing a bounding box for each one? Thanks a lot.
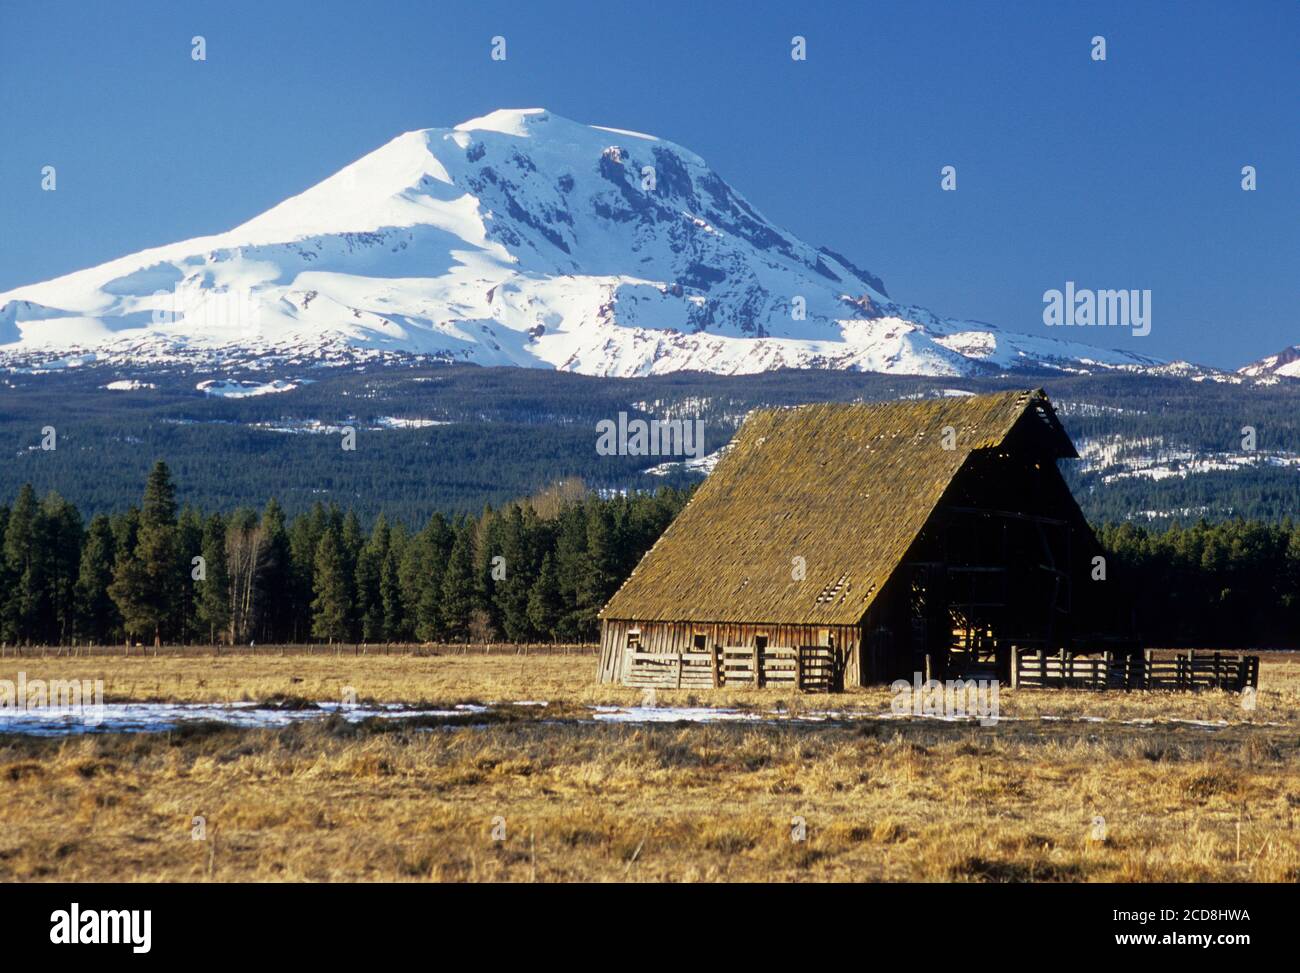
[1,649,1297,882]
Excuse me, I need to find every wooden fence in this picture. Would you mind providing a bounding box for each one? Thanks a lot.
[1013,648,1259,692]
[623,644,839,692]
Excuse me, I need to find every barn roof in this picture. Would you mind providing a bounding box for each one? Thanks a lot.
[600,388,1077,626]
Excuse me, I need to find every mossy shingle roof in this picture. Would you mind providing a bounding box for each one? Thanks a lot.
[601,389,1076,626]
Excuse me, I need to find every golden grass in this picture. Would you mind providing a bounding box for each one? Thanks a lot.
[0,651,1297,882]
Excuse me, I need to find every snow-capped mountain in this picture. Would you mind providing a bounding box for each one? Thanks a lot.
[1238,346,1300,381]
[1,108,1165,378]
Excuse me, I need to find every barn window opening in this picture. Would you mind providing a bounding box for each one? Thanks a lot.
[626,632,641,651]
[693,634,707,651]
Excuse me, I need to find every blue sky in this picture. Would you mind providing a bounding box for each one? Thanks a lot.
[0,0,1294,368]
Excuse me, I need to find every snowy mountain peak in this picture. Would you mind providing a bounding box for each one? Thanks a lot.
[454,107,555,136]
[1238,345,1300,381]
[0,109,1164,378]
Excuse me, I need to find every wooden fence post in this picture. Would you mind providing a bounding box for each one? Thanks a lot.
[711,645,720,688]
[1009,646,1019,689]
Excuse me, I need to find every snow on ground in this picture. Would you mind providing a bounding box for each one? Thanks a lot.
[102,379,156,391]
[1132,506,1217,520]
[198,379,308,397]
[373,416,450,429]
[644,447,727,477]
[1052,400,1148,418]
[250,419,353,435]
[0,701,487,737]
[1,701,1274,736]
[250,417,451,434]
[898,387,978,400]
[1076,433,1300,484]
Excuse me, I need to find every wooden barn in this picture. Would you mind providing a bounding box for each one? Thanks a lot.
[598,388,1134,692]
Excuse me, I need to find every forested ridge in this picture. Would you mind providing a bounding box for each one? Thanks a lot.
[5,363,1300,524]
[2,462,1298,649]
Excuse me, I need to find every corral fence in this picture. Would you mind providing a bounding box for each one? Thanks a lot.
[0,642,598,659]
[623,644,839,692]
[1012,648,1259,692]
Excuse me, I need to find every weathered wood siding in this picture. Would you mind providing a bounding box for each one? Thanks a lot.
[598,619,863,686]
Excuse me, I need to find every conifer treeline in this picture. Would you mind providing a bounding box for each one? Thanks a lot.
[0,462,690,647]
[3,461,1299,648]
[1097,520,1300,648]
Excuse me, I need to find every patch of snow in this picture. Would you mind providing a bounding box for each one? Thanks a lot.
[0,701,488,737]
[644,446,727,478]
[1076,433,1300,485]
[251,419,352,435]
[198,378,307,398]
[372,416,449,429]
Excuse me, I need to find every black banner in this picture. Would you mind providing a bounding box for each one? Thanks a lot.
[0,882,1280,960]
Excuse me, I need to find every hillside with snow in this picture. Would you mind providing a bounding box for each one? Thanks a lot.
[1239,346,1300,381]
[1,108,1167,378]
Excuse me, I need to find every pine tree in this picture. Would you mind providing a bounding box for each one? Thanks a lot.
[439,521,477,642]
[356,514,389,641]
[0,506,9,642]
[402,513,453,642]
[380,537,407,640]
[36,492,83,644]
[551,502,589,641]
[311,528,352,643]
[527,552,562,639]
[111,508,139,566]
[339,510,364,635]
[574,500,618,639]
[177,506,204,643]
[287,505,325,642]
[109,461,183,646]
[195,512,230,644]
[141,460,178,529]
[2,484,38,643]
[257,499,293,643]
[76,515,119,643]
[475,507,503,636]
